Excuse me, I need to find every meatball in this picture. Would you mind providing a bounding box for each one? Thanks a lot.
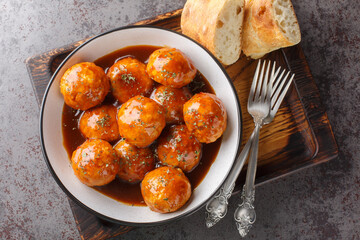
[146,48,197,88]
[183,93,227,143]
[150,85,192,124]
[79,105,120,142]
[117,95,166,148]
[71,139,119,187]
[114,139,155,183]
[107,57,153,103]
[141,166,191,213]
[60,62,110,110]
[157,125,201,172]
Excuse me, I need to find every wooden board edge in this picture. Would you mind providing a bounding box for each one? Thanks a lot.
[282,45,339,161]
[25,39,90,106]
[134,8,182,26]
[68,199,134,240]
[25,57,43,106]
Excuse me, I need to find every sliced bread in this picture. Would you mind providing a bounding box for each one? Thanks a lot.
[181,0,245,65]
[242,0,301,59]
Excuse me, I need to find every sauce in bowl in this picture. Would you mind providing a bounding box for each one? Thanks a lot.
[62,45,222,206]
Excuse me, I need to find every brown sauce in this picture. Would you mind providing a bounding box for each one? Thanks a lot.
[62,45,222,206]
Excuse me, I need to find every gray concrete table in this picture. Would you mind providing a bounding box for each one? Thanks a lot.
[1,0,359,239]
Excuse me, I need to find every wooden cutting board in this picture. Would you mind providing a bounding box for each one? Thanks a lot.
[26,8,338,240]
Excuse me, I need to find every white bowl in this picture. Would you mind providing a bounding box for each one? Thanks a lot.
[40,26,242,226]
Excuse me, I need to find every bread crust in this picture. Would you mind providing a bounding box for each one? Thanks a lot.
[181,0,244,65]
[242,0,301,59]
[181,0,226,60]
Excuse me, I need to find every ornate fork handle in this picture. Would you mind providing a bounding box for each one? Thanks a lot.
[205,182,235,228]
[234,186,256,237]
[205,130,255,228]
[234,123,261,237]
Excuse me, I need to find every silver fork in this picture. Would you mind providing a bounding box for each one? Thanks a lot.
[205,60,273,228]
[234,64,295,237]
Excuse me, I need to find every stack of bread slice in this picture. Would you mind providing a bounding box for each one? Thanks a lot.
[181,0,301,65]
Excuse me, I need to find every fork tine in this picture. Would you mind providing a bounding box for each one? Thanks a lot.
[271,70,290,108]
[261,61,271,103]
[272,73,295,112]
[268,61,277,102]
[254,60,266,101]
[248,60,261,104]
[271,65,281,90]
[271,68,286,100]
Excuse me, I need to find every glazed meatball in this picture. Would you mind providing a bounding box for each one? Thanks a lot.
[183,93,227,143]
[157,125,201,172]
[79,105,120,142]
[146,48,197,88]
[117,95,166,148]
[114,139,155,183]
[60,62,110,110]
[71,139,119,187]
[150,85,192,124]
[141,166,191,213]
[107,57,153,103]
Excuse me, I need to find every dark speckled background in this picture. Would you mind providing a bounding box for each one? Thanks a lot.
[1,0,359,239]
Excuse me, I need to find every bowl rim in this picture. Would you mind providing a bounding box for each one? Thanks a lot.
[39,25,242,226]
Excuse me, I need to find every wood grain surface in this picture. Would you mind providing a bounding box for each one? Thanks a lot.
[26,8,338,240]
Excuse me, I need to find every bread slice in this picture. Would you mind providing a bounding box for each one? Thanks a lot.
[181,0,245,65]
[242,0,301,59]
